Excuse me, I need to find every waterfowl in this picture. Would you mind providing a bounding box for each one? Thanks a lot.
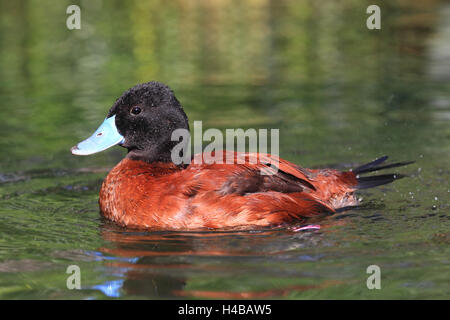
[71,81,412,230]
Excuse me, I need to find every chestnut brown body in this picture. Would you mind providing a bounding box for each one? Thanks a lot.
[99,152,359,230]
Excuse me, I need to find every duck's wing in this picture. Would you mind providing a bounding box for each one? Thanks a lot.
[184,151,335,227]
[191,151,317,196]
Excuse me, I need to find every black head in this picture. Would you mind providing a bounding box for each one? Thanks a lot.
[108,81,189,162]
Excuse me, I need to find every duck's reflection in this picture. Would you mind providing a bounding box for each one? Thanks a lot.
[91,218,344,298]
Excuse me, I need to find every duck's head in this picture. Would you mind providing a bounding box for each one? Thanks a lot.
[71,81,189,163]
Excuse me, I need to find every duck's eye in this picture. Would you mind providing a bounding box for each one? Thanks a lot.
[130,106,142,115]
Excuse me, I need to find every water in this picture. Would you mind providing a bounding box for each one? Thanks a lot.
[0,0,449,299]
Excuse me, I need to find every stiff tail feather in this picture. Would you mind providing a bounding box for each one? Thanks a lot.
[351,156,414,190]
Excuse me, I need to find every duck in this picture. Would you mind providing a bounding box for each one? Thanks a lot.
[71,81,412,230]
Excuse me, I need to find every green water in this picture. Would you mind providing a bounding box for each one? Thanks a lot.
[0,0,449,299]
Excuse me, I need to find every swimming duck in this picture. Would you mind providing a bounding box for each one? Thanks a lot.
[71,81,412,230]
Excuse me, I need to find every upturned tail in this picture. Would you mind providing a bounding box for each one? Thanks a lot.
[352,155,414,190]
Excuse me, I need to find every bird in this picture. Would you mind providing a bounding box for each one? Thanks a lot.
[71,81,413,230]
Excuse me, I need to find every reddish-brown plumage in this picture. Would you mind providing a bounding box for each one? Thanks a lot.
[72,82,410,231]
[99,151,359,230]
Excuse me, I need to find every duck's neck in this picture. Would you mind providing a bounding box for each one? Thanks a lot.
[116,158,181,177]
[125,132,190,165]
[126,145,174,163]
